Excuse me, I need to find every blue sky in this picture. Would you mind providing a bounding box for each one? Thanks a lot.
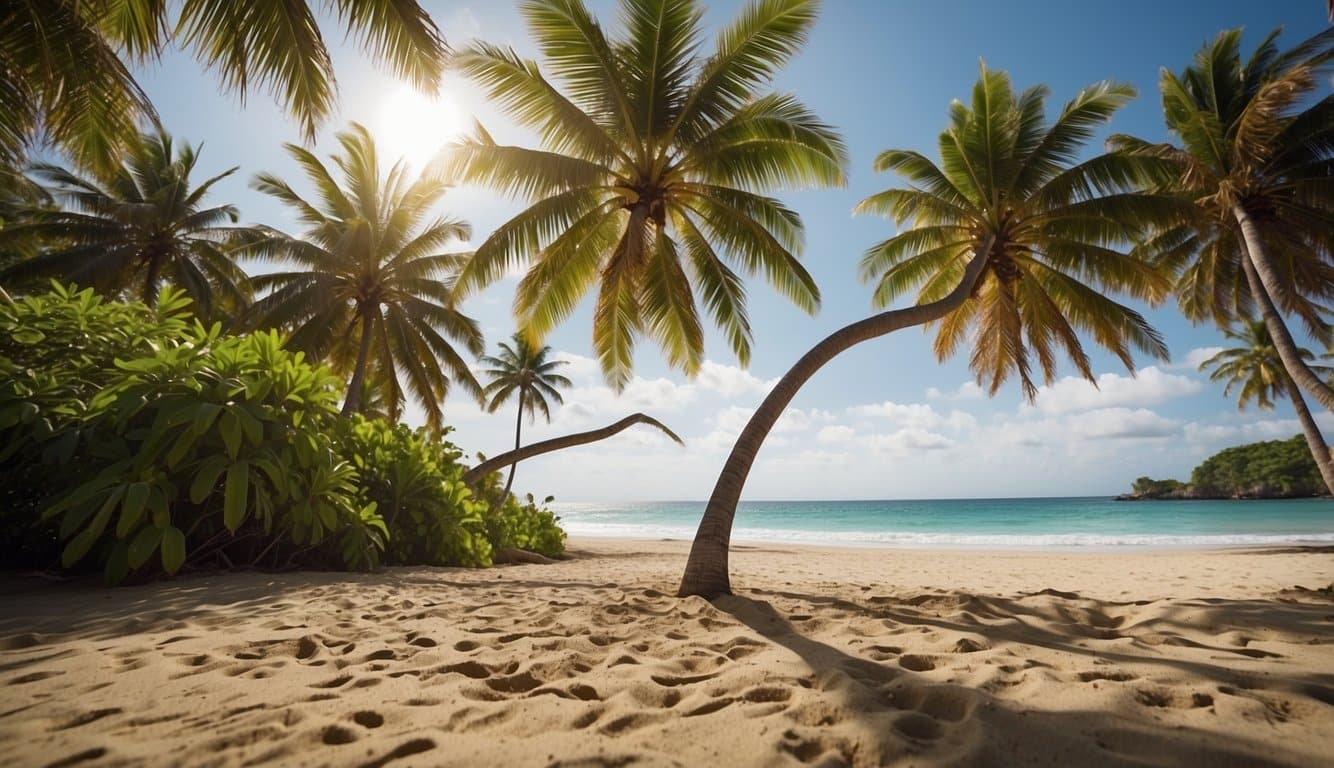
[128,1,1331,501]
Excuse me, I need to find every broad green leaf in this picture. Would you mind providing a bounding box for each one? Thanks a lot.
[189,456,229,504]
[219,410,241,458]
[161,525,186,574]
[223,461,249,532]
[128,525,163,569]
[116,482,150,538]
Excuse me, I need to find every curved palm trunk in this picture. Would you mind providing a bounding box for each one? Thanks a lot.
[462,413,684,487]
[341,311,375,417]
[1234,205,1334,412]
[678,240,994,599]
[502,389,526,499]
[1281,375,1334,495]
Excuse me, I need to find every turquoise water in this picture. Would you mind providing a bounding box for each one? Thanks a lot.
[552,497,1334,549]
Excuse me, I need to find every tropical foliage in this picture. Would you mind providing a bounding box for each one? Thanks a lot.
[1198,318,1334,494]
[0,129,251,318]
[1131,437,1326,499]
[1110,27,1334,410]
[0,285,385,582]
[680,66,1184,597]
[448,0,848,388]
[481,334,572,497]
[0,0,448,172]
[0,285,565,582]
[241,123,484,429]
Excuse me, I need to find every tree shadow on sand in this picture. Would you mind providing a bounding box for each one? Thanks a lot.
[716,591,1331,767]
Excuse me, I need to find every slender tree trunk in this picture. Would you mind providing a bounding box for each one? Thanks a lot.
[463,413,684,487]
[678,239,995,599]
[341,310,375,417]
[1234,205,1334,412]
[143,256,162,308]
[1281,375,1334,495]
[502,389,525,499]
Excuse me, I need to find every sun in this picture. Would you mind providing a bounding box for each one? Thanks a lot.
[372,84,470,169]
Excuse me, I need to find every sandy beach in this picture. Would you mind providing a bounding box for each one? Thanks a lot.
[1,539,1332,767]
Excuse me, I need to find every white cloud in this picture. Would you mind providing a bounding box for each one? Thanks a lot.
[926,381,986,400]
[1030,366,1202,415]
[1068,408,1181,439]
[868,428,954,455]
[695,361,777,397]
[849,400,977,432]
[816,425,857,444]
[1179,347,1224,371]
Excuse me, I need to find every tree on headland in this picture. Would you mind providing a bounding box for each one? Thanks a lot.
[240,123,483,430]
[481,334,573,498]
[1199,319,1334,494]
[446,0,848,390]
[0,129,250,319]
[0,0,449,172]
[1111,27,1334,411]
[679,67,1184,598]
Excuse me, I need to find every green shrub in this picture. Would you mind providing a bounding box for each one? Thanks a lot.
[2,285,565,582]
[337,416,492,567]
[1,285,385,582]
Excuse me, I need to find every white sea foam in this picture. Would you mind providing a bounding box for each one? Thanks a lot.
[557,521,1334,550]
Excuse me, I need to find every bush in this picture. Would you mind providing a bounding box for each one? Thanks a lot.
[2,285,565,582]
[336,417,566,566]
[1,285,385,582]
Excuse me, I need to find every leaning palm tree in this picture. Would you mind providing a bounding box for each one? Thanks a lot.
[1,1,448,172]
[0,129,250,318]
[446,0,848,390]
[480,334,572,498]
[1110,27,1334,411]
[241,123,483,430]
[1199,318,1334,493]
[679,67,1184,598]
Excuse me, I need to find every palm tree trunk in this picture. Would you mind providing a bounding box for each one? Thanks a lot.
[462,413,684,487]
[1234,205,1334,412]
[502,389,525,498]
[678,239,995,599]
[341,310,375,417]
[143,256,162,308]
[1281,375,1334,495]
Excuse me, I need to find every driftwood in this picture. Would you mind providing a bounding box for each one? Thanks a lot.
[462,412,684,487]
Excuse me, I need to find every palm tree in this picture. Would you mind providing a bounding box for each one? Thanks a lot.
[679,67,1184,598]
[241,123,483,430]
[1,0,448,172]
[1110,27,1334,411]
[480,334,572,498]
[0,129,250,318]
[446,0,847,390]
[1199,318,1334,493]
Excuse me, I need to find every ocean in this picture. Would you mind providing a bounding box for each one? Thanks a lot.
[552,496,1334,549]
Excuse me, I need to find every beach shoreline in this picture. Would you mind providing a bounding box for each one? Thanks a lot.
[2,539,1331,766]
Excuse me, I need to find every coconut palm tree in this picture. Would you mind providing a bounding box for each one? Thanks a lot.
[1110,27,1334,411]
[0,129,250,318]
[240,122,483,430]
[679,67,1185,598]
[480,334,572,498]
[1199,318,1334,493]
[446,0,847,390]
[1,0,448,172]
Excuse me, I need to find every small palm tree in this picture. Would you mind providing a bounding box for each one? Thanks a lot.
[1200,318,1334,493]
[1111,27,1334,411]
[1,0,449,171]
[480,334,572,498]
[447,0,848,389]
[241,123,483,430]
[680,67,1184,597]
[0,129,250,318]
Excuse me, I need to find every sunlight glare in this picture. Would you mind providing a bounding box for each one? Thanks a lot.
[373,84,469,170]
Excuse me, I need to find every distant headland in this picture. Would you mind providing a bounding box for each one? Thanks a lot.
[1117,435,1329,500]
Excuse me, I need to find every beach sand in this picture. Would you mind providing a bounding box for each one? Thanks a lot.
[1,539,1331,767]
